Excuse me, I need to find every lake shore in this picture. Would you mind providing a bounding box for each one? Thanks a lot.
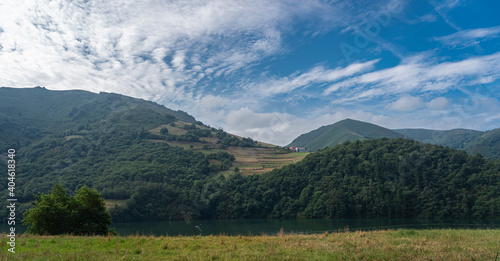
[1,229,498,260]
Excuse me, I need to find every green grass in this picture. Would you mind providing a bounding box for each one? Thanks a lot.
[1,229,498,260]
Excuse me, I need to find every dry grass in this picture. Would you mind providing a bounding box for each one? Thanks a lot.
[103,199,127,209]
[1,229,498,260]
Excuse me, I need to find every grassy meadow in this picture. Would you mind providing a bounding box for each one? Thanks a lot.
[1,229,498,260]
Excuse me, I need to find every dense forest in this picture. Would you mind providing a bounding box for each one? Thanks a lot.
[200,138,499,220]
[108,138,499,222]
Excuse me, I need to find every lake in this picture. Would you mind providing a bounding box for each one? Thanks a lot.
[5,219,499,236]
[112,219,500,236]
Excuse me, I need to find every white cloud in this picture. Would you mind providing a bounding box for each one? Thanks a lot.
[435,25,500,48]
[199,95,228,110]
[428,0,463,31]
[322,52,500,103]
[426,97,449,109]
[224,108,292,144]
[244,59,379,97]
[387,96,424,111]
[0,0,335,103]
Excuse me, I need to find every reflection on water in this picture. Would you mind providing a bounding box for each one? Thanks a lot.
[4,219,499,236]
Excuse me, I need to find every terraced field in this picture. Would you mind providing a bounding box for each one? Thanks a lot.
[148,121,310,177]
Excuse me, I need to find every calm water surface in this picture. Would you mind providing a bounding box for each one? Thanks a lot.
[5,219,499,236]
[111,219,500,236]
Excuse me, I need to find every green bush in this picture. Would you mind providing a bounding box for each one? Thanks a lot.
[22,184,112,235]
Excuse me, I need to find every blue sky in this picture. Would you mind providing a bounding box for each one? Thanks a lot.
[1,0,499,145]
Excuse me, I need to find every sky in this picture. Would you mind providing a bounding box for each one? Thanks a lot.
[1,0,499,145]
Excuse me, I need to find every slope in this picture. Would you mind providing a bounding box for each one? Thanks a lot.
[393,128,483,149]
[393,128,500,160]
[0,87,306,222]
[464,128,500,159]
[288,118,403,151]
[0,86,196,151]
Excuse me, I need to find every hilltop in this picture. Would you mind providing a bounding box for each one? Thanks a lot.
[288,118,499,159]
[288,119,403,151]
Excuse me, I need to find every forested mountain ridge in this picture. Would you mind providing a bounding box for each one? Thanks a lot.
[393,128,500,160]
[0,87,291,222]
[464,128,500,160]
[289,118,499,159]
[392,128,482,149]
[0,86,195,151]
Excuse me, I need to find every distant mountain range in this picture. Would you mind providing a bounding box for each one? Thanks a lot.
[288,118,499,159]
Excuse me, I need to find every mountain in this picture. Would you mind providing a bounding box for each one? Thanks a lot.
[392,128,483,149]
[288,118,499,160]
[288,118,404,151]
[0,86,196,151]
[393,128,500,160]
[0,87,304,222]
[459,128,500,160]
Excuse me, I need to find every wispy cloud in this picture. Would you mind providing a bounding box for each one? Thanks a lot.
[243,51,499,105]
[435,25,500,48]
[323,52,500,102]
[245,59,379,97]
[428,0,463,31]
[0,0,334,102]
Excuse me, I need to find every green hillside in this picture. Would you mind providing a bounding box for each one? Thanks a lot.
[288,118,403,150]
[0,87,303,222]
[0,86,196,151]
[393,128,500,159]
[464,128,500,159]
[393,128,482,149]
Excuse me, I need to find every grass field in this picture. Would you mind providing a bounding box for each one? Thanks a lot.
[1,229,498,260]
